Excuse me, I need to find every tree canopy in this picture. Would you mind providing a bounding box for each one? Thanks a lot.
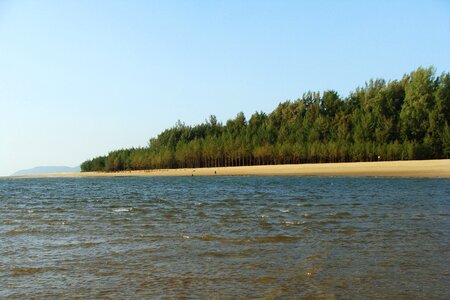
[81,67,450,172]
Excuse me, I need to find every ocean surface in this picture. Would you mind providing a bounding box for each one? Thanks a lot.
[0,176,449,299]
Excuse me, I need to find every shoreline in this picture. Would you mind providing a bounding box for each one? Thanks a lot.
[5,159,450,178]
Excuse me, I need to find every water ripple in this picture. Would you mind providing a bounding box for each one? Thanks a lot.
[0,176,448,299]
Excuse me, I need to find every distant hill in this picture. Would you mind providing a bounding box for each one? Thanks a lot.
[12,166,81,176]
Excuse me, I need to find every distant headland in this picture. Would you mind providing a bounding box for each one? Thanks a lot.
[11,166,81,176]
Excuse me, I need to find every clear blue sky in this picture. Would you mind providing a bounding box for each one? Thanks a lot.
[1,0,449,175]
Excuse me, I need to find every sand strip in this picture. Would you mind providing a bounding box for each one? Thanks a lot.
[7,159,450,178]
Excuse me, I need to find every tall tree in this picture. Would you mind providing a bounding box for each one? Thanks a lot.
[400,67,436,141]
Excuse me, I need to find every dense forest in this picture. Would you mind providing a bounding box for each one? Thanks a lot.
[81,67,450,172]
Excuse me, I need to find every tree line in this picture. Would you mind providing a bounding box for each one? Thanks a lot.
[81,67,450,172]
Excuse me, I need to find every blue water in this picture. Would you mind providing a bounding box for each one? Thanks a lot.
[0,176,449,298]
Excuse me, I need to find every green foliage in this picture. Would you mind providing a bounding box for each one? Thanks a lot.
[442,123,450,158]
[400,67,436,141]
[80,67,450,172]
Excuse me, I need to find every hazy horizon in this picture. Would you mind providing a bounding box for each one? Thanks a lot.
[1,0,450,176]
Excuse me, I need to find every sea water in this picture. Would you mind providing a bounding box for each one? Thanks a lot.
[0,176,449,298]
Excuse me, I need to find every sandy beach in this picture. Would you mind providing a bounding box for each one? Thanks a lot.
[8,159,450,178]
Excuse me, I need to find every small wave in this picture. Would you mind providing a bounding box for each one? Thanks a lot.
[198,251,231,258]
[46,239,105,249]
[434,213,450,217]
[317,203,336,207]
[282,221,307,226]
[259,214,269,218]
[292,197,306,201]
[142,224,155,229]
[302,213,315,218]
[196,211,206,218]
[5,228,37,236]
[328,212,353,219]
[200,235,222,241]
[280,209,290,213]
[111,207,147,213]
[112,208,133,212]
[337,226,357,235]
[306,254,326,261]
[255,277,276,283]
[316,220,341,225]
[254,236,299,243]
[182,235,190,239]
[198,235,251,244]
[11,267,47,276]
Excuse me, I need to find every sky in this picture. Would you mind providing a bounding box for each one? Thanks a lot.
[0,0,449,176]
